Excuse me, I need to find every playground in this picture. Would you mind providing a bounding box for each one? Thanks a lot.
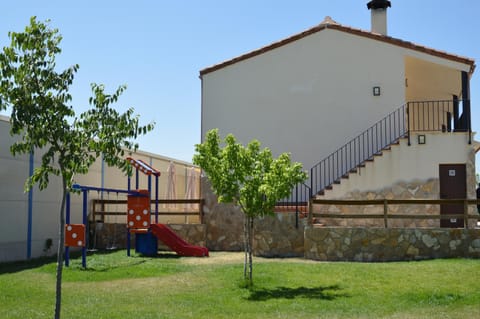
[64,157,208,268]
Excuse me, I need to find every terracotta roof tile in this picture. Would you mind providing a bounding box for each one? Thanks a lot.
[199,19,475,76]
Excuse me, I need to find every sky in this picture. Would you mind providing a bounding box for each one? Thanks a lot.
[0,0,479,172]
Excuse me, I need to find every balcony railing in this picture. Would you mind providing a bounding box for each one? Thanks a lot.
[407,99,470,136]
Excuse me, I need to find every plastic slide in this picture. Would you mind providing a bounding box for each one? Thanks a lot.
[150,223,209,257]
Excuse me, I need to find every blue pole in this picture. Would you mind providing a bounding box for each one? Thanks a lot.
[65,192,71,267]
[127,229,131,257]
[148,175,152,193]
[82,190,87,268]
[27,151,34,259]
[135,168,139,190]
[155,175,159,224]
[148,175,152,224]
[72,184,143,195]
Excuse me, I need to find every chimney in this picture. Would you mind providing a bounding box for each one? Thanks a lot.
[367,0,391,35]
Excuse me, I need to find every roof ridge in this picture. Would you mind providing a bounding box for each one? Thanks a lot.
[199,19,475,76]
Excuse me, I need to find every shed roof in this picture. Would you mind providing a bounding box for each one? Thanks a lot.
[199,17,475,76]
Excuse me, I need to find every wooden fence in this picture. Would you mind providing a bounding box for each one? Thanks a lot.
[92,199,205,224]
[309,198,480,229]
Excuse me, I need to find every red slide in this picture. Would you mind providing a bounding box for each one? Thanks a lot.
[150,223,209,257]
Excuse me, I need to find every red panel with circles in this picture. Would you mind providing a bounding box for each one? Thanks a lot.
[127,191,151,230]
[65,224,86,247]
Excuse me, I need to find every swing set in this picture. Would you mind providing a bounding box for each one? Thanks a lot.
[64,157,208,268]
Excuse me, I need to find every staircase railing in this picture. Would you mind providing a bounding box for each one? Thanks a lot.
[276,182,311,228]
[310,104,408,196]
[281,99,471,218]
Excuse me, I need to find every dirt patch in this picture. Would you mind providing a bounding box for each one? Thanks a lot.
[181,251,318,265]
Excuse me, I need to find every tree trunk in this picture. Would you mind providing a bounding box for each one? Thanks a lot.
[243,214,248,279]
[54,177,67,319]
[248,216,254,284]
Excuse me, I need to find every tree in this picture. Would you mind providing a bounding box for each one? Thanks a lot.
[193,129,307,285]
[0,17,154,319]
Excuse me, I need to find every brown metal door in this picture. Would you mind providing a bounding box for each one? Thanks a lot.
[439,164,466,228]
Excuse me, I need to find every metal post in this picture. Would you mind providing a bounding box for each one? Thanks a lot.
[148,175,152,194]
[127,228,131,257]
[407,103,411,146]
[135,168,139,190]
[383,199,388,228]
[82,190,88,268]
[308,199,313,226]
[464,199,469,229]
[155,175,159,224]
[65,192,71,267]
[295,184,299,229]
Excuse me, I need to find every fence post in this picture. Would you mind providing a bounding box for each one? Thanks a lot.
[198,199,205,224]
[383,199,388,228]
[308,199,313,226]
[295,184,299,229]
[464,199,469,229]
[406,102,411,146]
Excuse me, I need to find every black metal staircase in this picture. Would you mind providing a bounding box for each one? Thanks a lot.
[281,99,471,222]
[310,104,408,196]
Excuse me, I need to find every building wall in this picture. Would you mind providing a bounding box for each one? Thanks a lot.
[0,117,199,262]
[0,117,30,262]
[201,28,406,170]
[321,132,475,198]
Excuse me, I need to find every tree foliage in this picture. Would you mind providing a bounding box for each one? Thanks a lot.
[0,17,154,319]
[193,129,307,285]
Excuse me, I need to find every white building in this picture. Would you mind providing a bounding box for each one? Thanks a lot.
[200,1,479,226]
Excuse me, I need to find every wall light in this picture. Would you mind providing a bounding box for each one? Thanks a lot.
[373,86,381,96]
[418,135,426,144]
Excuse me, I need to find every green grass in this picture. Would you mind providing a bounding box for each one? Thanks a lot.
[0,251,479,319]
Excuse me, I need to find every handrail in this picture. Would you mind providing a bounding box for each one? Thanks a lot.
[276,182,311,228]
[310,104,407,196]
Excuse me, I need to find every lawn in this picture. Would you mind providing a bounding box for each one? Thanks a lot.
[0,251,479,319]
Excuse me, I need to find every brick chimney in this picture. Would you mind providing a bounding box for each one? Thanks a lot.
[367,0,391,35]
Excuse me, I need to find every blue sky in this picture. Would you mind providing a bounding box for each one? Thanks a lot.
[1,1,479,172]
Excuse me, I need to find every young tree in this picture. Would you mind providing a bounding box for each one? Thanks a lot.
[193,129,307,285]
[0,17,154,319]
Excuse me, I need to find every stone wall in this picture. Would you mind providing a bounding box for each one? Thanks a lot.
[254,213,306,257]
[90,223,127,249]
[90,222,207,251]
[305,227,480,261]
[157,224,207,251]
[201,177,306,255]
[201,177,244,251]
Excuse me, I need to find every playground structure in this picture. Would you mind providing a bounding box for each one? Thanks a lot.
[64,158,208,268]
